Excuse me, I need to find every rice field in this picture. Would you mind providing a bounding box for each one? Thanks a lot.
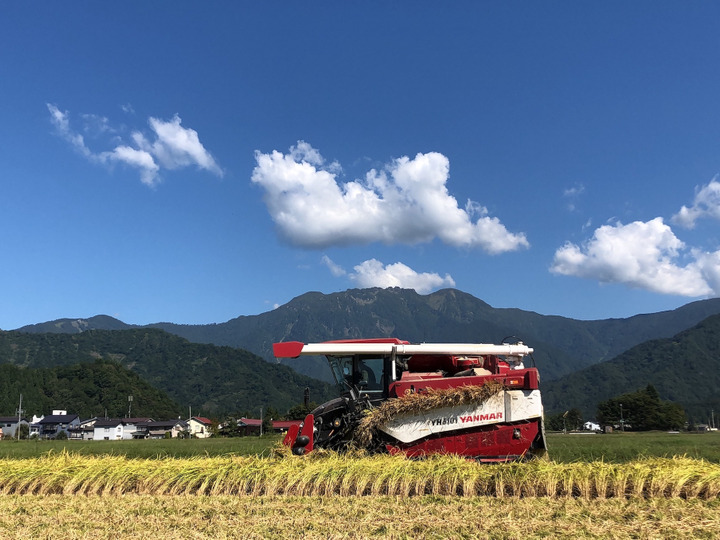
[1,433,719,538]
[0,450,719,499]
[1,495,718,539]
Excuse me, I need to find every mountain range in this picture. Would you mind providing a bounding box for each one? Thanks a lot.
[10,287,720,421]
[16,288,720,383]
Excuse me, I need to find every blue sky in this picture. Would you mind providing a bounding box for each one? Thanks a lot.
[3,3,720,330]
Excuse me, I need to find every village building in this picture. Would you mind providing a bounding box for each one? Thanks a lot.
[187,416,213,438]
[0,416,29,439]
[32,410,80,439]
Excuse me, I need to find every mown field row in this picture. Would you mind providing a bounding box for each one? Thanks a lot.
[2,494,719,539]
[1,451,719,499]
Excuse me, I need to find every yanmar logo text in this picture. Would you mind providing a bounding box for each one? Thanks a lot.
[428,412,503,427]
[459,412,502,423]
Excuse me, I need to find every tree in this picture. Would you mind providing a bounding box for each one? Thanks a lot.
[597,385,686,431]
[286,402,318,421]
[16,423,29,440]
[545,408,583,432]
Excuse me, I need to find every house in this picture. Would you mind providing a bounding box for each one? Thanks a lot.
[237,417,262,436]
[35,412,80,439]
[92,418,154,441]
[272,420,301,434]
[187,416,213,438]
[235,417,301,436]
[93,418,126,441]
[0,416,29,439]
[583,421,601,432]
[134,419,188,439]
[74,418,98,440]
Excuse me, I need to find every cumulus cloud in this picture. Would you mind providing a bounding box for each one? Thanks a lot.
[48,104,222,187]
[348,258,455,294]
[251,141,529,253]
[550,217,715,296]
[672,177,720,229]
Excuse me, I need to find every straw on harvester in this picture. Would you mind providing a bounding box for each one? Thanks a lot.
[354,379,504,447]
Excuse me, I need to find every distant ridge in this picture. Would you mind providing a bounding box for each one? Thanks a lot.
[15,288,720,383]
[17,314,134,334]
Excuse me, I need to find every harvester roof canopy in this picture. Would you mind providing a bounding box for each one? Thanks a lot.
[273,340,533,359]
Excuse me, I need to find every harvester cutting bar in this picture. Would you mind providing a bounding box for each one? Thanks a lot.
[273,341,533,359]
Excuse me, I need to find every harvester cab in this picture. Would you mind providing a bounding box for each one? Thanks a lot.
[274,338,547,462]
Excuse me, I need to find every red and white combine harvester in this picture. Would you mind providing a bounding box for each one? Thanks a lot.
[273,338,547,462]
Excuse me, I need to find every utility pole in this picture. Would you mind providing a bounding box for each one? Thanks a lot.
[16,394,24,441]
[620,403,624,432]
[260,407,263,437]
[127,395,133,418]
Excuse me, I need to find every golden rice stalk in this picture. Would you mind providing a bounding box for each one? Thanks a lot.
[354,379,504,447]
[0,452,719,499]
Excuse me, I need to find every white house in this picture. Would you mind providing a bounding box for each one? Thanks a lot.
[91,418,155,440]
[187,416,213,438]
[583,421,601,432]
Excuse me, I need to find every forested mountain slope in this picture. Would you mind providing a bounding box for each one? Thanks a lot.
[0,329,335,416]
[0,360,182,419]
[542,314,720,420]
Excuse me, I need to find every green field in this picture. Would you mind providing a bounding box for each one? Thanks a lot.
[0,435,283,459]
[546,431,720,463]
[2,431,719,463]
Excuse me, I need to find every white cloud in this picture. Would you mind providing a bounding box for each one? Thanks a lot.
[672,177,720,229]
[251,141,529,253]
[550,217,714,296]
[321,255,347,277]
[563,183,585,212]
[348,259,456,294]
[48,104,91,158]
[48,104,222,187]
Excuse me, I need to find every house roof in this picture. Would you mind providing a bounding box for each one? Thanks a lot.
[272,420,301,429]
[94,419,125,428]
[138,420,188,429]
[38,414,79,424]
[191,416,213,425]
[238,418,262,427]
[0,417,25,423]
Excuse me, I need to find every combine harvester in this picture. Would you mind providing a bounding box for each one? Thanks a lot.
[274,338,547,462]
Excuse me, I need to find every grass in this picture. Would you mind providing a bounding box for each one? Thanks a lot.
[3,431,719,463]
[546,431,720,463]
[0,435,282,459]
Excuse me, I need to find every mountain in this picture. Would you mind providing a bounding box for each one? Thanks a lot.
[17,315,134,334]
[0,360,182,419]
[15,288,720,383]
[542,314,720,420]
[0,328,335,417]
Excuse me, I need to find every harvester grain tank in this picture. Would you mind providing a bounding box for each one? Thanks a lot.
[274,338,547,462]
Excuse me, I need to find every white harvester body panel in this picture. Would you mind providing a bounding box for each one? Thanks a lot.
[379,389,543,444]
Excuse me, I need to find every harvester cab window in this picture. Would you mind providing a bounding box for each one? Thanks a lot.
[328,355,385,396]
[356,357,383,394]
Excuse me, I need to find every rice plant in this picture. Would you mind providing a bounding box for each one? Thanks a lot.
[0,451,719,499]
